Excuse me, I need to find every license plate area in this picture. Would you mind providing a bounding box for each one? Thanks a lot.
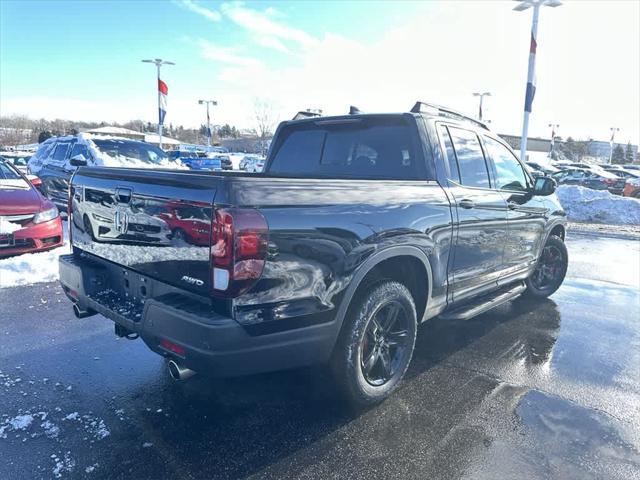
[0,234,15,248]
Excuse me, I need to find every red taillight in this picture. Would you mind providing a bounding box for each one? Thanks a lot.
[160,339,186,357]
[210,208,268,297]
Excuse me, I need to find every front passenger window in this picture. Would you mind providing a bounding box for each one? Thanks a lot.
[484,136,529,192]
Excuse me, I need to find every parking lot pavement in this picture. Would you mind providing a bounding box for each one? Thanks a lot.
[1,233,639,480]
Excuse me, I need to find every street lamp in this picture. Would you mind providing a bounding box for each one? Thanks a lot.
[548,123,560,158]
[142,58,175,149]
[198,100,218,147]
[609,127,620,164]
[513,0,562,162]
[472,92,491,121]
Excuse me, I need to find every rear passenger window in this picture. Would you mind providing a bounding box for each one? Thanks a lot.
[448,127,490,189]
[438,125,460,182]
[269,119,425,180]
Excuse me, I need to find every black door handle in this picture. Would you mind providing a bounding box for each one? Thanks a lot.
[458,199,474,209]
[507,201,518,210]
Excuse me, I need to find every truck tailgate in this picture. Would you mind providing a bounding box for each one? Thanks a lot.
[69,167,220,296]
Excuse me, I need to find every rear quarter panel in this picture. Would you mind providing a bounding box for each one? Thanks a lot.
[227,177,454,330]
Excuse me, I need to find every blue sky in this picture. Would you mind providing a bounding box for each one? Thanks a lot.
[1,1,638,144]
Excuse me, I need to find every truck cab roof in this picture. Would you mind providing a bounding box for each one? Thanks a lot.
[281,102,489,133]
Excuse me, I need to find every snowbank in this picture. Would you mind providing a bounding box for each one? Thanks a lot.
[556,185,640,226]
[0,217,22,234]
[0,222,71,288]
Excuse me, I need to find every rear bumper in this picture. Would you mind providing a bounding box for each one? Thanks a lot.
[58,253,337,377]
[0,217,63,258]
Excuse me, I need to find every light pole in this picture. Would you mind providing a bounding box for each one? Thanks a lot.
[514,0,562,162]
[142,58,175,149]
[548,123,559,158]
[472,92,491,121]
[609,127,620,164]
[198,100,218,147]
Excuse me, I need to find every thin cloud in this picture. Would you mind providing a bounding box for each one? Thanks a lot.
[254,36,291,54]
[175,0,221,22]
[197,39,262,68]
[220,2,317,48]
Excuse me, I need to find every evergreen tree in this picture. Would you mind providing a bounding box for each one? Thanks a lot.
[625,142,634,163]
[38,131,53,143]
[611,144,625,164]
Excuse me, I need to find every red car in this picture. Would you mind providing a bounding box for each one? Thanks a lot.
[0,159,63,258]
[158,202,211,246]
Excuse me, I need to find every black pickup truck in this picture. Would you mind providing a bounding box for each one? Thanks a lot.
[59,102,567,406]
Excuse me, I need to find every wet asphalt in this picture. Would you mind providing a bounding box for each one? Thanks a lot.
[0,232,639,480]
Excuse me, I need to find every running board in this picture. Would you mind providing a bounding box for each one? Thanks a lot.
[440,282,526,321]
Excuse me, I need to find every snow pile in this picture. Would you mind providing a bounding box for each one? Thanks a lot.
[0,414,34,437]
[556,185,640,225]
[0,221,70,288]
[0,217,22,234]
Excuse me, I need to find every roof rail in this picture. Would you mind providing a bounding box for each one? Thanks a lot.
[410,101,489,130]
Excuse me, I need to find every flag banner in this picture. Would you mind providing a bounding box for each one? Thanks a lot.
[524,81,536,113]
[158,79,168,125]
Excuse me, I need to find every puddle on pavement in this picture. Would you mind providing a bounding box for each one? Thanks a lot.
[515,390,640,479]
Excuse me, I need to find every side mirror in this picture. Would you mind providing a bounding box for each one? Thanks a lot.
[533,176,556,196]
[69,154,88,167]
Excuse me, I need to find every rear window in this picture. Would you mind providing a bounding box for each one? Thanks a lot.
[0,160,22,179]
[92,139,168,165]
[268,118,425,180]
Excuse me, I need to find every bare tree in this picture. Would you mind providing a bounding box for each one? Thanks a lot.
[253,99,277,149]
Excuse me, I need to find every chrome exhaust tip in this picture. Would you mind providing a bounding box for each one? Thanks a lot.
[73,303,96,319]
[167,360,196,381]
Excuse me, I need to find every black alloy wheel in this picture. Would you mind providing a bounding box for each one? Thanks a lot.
[359,301,411,386]
[524,235,568,298]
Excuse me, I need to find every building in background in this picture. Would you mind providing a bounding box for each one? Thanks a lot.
[499,134,638,164]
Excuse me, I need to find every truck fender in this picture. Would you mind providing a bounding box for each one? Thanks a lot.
[329,245,434,345]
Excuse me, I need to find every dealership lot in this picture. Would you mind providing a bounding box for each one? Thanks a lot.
[0,232,639,480]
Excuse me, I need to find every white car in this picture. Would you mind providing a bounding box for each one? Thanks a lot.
[242,156,265,173]
[73,187,172,245]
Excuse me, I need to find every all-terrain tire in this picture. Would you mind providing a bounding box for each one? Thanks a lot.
[331,280,417,408]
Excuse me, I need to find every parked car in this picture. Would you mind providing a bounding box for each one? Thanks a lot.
[60,102,568,407]
[623,177,640,198]
[0,151,32,174]
[168,151,222,170]
[552,167,626,194]
[602,166,640,180]
[157,202,212,246]
[214,154,233,170]
[621,164,640,171]
[526,161,559,176]
[241,155,265,173]
[564,162,607,172]
[0,158,63,258]
[73,187,172,245]
[28,134,181,211]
